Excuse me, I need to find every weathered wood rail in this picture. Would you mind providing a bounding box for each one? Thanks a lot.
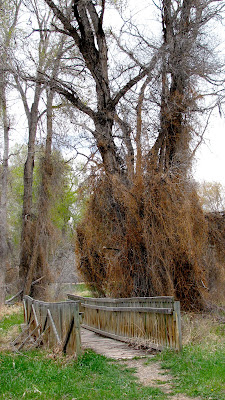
[68,295,182,351]
[12,296,82,355]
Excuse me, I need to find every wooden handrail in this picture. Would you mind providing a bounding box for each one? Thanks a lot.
[68,293,182,351]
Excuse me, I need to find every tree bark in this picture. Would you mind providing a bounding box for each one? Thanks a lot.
[19,74,42,285]
[0,77,9,305]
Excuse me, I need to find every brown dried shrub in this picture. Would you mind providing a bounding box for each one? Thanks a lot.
[205,212,225,305]
[76,173,224,310]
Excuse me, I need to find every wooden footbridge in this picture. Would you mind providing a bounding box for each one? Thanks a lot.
[12,295,182,356]
[68,294,182,352]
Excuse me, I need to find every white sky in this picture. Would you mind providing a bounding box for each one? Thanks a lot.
[194,114,225,185]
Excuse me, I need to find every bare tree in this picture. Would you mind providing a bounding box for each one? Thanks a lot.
[153,0,222,174]
[0,0,21,305]
[43,0,153,179]
[38,0,225,309]
[198,181,225,212]
[13,1,68,294]
[22,37,67,297]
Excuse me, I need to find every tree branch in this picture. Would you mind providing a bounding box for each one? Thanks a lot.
[47,78,96,119]
[44,0,81,44]
[112,68,148,107]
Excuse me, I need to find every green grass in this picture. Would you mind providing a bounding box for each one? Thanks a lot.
[0,350,166,400]
[152,344,225,400]
[0,310,24,333]
[74,282,93,297]
[69,282,97,298]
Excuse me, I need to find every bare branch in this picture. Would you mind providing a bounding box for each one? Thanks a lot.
[43,75,96,119]
[44,0,81,43]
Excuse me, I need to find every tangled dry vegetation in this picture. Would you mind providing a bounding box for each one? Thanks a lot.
[76,173,225,311]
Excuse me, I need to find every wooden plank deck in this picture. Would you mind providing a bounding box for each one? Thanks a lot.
[81,328,151,359]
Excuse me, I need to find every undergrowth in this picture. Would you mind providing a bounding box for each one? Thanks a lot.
[72,282,93,297]
[76,174,220,310]
[0,305,24,347]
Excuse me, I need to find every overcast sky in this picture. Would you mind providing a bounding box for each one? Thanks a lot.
[194,114,225,185]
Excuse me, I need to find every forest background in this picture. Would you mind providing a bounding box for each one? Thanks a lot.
[1,0,225,310]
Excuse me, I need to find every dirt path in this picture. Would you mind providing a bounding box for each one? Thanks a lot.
[81,328,201,400]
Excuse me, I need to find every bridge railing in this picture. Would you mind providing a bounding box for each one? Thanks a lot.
[67,294,182,351]
[21,296,81,355]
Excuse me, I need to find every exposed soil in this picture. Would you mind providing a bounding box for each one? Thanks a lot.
[119,358,201,400]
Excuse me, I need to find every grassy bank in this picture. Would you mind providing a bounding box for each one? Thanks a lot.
[157,344,225,400]
[0,350,165,400]
[0,305,24,349]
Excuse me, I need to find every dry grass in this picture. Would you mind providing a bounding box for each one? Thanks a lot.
[0,303,22,319]
[181,312,225,348]
[0,325,20,349]
[0,304,23,350]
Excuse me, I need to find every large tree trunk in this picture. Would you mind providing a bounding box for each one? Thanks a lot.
[0,78,9,305]
[23,88,54,297]
[19,77,42,287]
[156,0,195,173]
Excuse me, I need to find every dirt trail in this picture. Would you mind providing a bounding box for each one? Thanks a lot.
[81,328,201,400]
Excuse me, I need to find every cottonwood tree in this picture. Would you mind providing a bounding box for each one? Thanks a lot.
[0,0,21,305]
[43,0,153,178]
[22,37,69,297]
[37,0,225,308]
[14,2,50,289]
[13,1,70,296]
